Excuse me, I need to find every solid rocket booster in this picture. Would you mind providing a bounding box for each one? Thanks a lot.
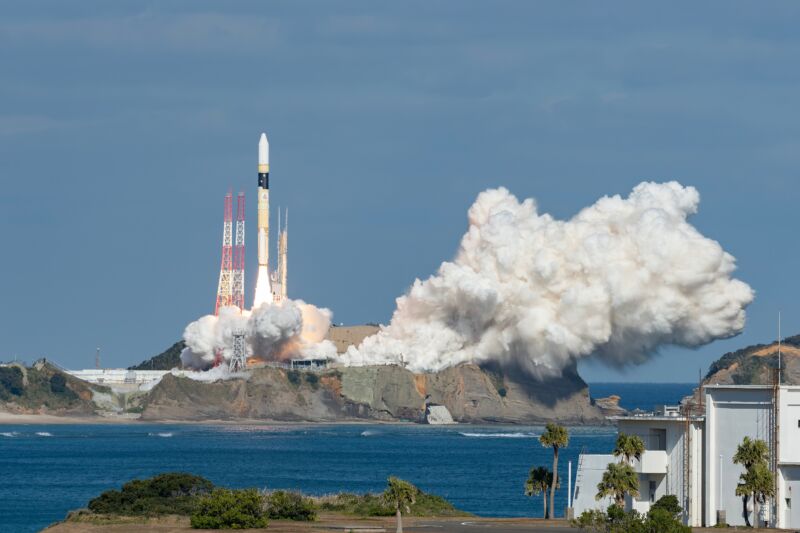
[257,133,270,271]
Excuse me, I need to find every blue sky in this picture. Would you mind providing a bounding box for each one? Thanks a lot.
[1,1,799,381]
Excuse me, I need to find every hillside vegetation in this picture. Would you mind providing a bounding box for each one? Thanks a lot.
[128,341,185,371]
[0,360,104,414]
[704,334,800,385]
[66,472,465,529]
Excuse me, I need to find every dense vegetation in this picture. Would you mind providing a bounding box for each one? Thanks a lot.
[76,472,464,529]
[128,341,186,370]
[264,490,316,520]
[0,361,95,411]
[0,366,25,399]
[190,489,268,529]
[88,473,214,516]
[573,498,690,533]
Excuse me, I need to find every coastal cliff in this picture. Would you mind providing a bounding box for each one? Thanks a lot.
[140,362,605,424]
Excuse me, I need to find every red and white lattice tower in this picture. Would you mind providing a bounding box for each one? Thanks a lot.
[214,191,234,315]
[231,192,246,311]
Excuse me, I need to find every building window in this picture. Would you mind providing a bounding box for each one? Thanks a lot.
[649,481,656,503]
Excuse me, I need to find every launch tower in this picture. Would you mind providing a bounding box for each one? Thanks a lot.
[214,191,234,315]
[232,192,246,310]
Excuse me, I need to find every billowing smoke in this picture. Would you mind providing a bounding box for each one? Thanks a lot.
[180,299,335,370]
[339,182,754,377]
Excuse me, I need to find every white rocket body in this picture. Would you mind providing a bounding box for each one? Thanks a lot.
[253,133,273,307]
[257,134,270,269]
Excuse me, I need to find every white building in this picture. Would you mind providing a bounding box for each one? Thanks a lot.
[573,384,800,528]
[704,384,800,528]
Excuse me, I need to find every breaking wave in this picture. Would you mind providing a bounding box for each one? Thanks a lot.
[459,432,539,439]
[35,432,53,437]
[148,432,174,438]
[1,431,19,438]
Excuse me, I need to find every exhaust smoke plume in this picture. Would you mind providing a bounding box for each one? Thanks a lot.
[339,182,754,377]
[180,299,336,370]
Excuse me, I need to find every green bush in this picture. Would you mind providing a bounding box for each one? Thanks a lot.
[190,488,268,529]
[287,370,301,386]
[88,472,214,516]
[0,366,24,398]
[49,373,67,394]
[650,494,681,517]
[304,373,319,389]
[265,490,316,520]
[573,503,690,533]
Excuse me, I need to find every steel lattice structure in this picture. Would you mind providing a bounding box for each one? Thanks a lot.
[229,330,247,373]
[214,191,234,315]
[232,192,246,311]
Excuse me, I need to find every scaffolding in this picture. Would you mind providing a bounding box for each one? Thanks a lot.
[229,330,247,373]
[214,191,234,315]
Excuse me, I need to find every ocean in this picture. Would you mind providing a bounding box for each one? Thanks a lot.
[0,383,693,533]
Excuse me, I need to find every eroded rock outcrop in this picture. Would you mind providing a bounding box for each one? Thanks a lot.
[140,362,605,424]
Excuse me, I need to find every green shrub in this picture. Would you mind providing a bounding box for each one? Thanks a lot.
[88,472,214,516]
[650,494,681,517]
[49,373,67,394]
[265,490,316,520]
[573,503,689,533]
[190,488,268,529]
[0,366,24,398]
[305,373,319,389]
[287,370,301,386]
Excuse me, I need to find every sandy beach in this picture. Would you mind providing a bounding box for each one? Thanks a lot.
[0,412,136,425]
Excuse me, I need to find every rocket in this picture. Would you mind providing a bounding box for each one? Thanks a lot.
[257,133,270,274]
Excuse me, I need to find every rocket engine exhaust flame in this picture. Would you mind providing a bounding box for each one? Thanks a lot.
[253,265,273,307]
[338,181,754,378]
[180,299,336,370]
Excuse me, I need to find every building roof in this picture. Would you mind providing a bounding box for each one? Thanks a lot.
[611,415,704,423]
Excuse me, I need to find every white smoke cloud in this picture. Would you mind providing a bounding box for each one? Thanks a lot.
[339,182,754,377]
[180,299,334,370]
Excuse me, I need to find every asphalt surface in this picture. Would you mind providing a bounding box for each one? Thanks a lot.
[405,519,581,532]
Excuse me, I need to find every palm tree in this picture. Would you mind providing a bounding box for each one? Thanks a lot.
[612,433,645,465]
[736,463,775,528]
[539,423,569,519]
[596,462,640,507]
[733,437,772,527]
[525,466,558,518]
[384,476,417,533]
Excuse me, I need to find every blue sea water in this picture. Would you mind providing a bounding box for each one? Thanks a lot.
[587,382,695,412]
[0,383,694,533]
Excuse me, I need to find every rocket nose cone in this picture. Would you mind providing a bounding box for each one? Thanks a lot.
[258,133,269,165]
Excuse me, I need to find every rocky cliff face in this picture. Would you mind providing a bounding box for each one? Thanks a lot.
[140,362,605,424]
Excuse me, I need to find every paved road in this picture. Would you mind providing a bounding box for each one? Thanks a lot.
[405,519,581,533]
